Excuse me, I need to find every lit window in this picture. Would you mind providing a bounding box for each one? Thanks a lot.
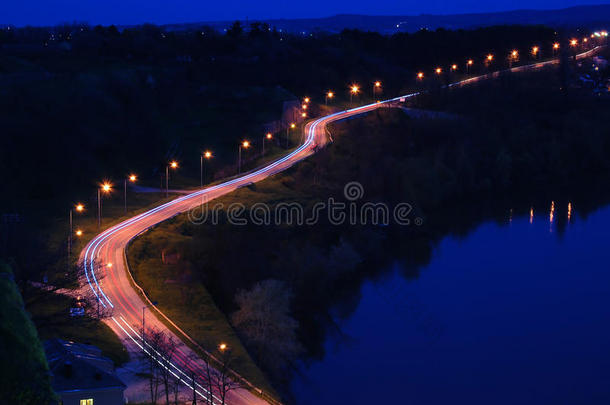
[80,399,93,405]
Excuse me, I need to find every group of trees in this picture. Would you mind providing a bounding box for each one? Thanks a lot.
[231,280,303,382]
[139,326,243,405]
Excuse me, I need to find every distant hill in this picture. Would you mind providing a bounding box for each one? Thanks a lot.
[161,5,610,34]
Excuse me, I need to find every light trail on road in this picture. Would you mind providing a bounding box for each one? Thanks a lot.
[80,46,602,405]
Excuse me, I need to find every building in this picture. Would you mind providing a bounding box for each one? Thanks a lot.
[44,339,126,405]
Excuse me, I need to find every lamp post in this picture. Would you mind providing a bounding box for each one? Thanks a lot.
[570,39,578,61]
[201,151,212,187]
[286,123,295,148]
[263,133,272,155]
[466,59,473,73]
[69,203,85,259]
[166,161,178,197]
[510,50,518,68]
[98,183,111,229]
[238,140,250,174]
[531,46,539,59]
[373,81,381,99]
[124,174,137,214]
[350,84,359,104]
[141,301,158,347]
[325,91,334,105]
[553,42,560,56]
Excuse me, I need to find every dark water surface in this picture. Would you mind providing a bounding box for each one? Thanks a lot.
[293,204,610,404]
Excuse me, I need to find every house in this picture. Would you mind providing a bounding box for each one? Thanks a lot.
[44,339,126,405]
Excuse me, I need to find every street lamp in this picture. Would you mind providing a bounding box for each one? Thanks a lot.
[201,151,212,187]
[219,343,228,352]
[303,97,310,104]
[510,50,518,67]
[553,42,560,55]
[373,81,381,98]
[435,67,442,75]
[350,84,359,103]
[570,39,578,61]
[451,64,457,71]
[69,203,85,259]
[75,229,83,237]
[485,54,494,72]
[124,174,137,214]
[98,183,112,229]
[467,59,473,73]
[417,72,424,80]
[531,46,539,59]
[238,141,250,174]
[325,91,334,105]
[263,133,272,155]
[286,123,296,148]
[166,161,178,198]
[301,112,307,118]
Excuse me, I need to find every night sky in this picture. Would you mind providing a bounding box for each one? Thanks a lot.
[4,0,610,27]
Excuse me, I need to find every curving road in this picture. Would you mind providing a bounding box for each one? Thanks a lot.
[80,46,602,405]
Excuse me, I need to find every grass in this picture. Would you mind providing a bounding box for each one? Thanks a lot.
[127,227,280,401]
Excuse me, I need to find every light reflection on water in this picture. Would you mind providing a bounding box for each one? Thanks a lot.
[293,203,610,405]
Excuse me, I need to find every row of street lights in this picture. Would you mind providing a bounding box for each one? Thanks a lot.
[414,36,605,80]
[67,31,608,256]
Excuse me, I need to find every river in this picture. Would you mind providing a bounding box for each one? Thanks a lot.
[292,203,610,404]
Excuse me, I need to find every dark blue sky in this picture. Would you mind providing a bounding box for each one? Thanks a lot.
[4,0,610,26]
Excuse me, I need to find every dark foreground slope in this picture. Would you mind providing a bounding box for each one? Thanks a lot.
[0,262,55,404]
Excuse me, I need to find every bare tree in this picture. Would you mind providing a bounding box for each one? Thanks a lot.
[138,327,166,405]
[80,259,113,320]
[208,348,243,405]
[156,333,179,405]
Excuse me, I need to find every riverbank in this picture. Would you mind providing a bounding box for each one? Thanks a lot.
[124,59,610,398]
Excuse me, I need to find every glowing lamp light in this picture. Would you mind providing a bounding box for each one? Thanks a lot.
[242,140,250,148]
[511,50,518,58]
[327,91,334,98]
[374,81,381,87]
[75,203,85,212]
[290,123,296,129]
[532,46,539,54]
[75,230,83,237]
[417,72,424,79]
[266,133,272,139]
[435,67,442,74]
[350,85,359,94]
[170,161,178,169]
[553,43,560,49]
[101,183,112,192]
[219,343,227,351]
[204,151,212,159]
[451,64,457,70]
[129,174,137,182]
[304,97,310,103]
[301,112,307,118]
[467,59,474,65]
[107,263,113,268]
[487,54,494,61]
[570,39,578,46]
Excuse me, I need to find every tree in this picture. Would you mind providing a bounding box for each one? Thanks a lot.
[231,279,302,378]
[199,347,242,405]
